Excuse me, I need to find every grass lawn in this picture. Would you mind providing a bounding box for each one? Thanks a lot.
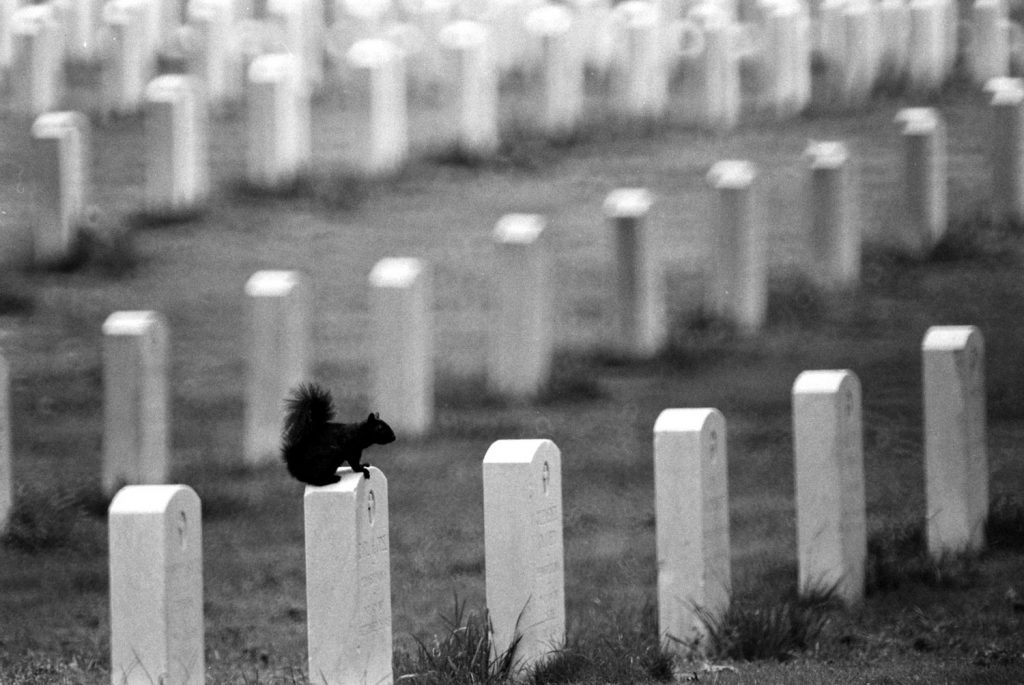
[0,64,1023,684]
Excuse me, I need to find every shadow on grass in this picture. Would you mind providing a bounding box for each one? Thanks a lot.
[866,520,983,594]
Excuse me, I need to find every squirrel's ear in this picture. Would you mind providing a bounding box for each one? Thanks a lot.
[373,412,380,420]
[368,412,377,422]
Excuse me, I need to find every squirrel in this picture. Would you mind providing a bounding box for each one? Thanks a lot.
[281,383,396,485]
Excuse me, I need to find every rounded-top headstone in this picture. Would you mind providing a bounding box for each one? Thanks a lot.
[525,4,573,36]
[30,111,86,139]
[369,257,426,288]
[895,107,940,133]
[707,160,757,188]
[248,53,299,82]
[438,19,488,49]
[103,310,164,336]
[346,37,401,68]
[604,188,653,218]
[245,270,302,297]
[806,141,849,169]
[612,0,658,28]
[494,213,546,243]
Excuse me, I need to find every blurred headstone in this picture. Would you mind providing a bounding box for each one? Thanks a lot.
[144,75,209,217]
[9,4,62,116]
[246,53,312,189]
[987,78,1024,223]
[30,111,89,267]
[244,271,312,465]
[894,107,947,255]
[438,20,500,157]
[345,38,409,177]
[369,258,433,437]
[102,311,170,495]
[0,353,11,534]
[805,141,859,288]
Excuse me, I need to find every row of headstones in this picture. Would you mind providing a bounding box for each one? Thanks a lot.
[102,323,987,684]
[6,0,1019,131]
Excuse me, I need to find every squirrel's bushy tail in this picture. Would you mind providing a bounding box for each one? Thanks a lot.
[282,383,336,452]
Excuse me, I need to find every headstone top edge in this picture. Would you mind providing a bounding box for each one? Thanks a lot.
[792,369,859,395]
[653,407,722,433]
[248,53,300,81]
[483,438,558,464]
[304,466,387,496]
[438,20,488,48]
[369,257,426,287]
[922,325,982,350]
[245,270,302,296]
[102,310,165,335]
[108,484,198,515]
[347,38,402,67]
[707,160,757,187]
[494,214,546,244]
[525,4,573,35]
[604,188,653,217]
[31,112,87,138]
[806,141,849,168]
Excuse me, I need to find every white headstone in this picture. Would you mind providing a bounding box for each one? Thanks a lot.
[244,271,312,464]
[690,13,741,130]
[894,107,947,255]
[653,408,730,647]
[805,141,859,288]
[840,3,877,109]
[0,0,18,70]
[102,311,170,495]
[987,78,1024,222]
[369,258,433,437]
[762,1,808,119]
[345,38,409,177]
[188,0,243,110]
[30,111,89,267]
[970,0,1010,85]
[144,75,209,217]
[525,4,583,139]
[792,369,866,605]
[438,20,500,157]
[101,0,153,116]
[878,0,910,79]
[304,467,393,685]
[0,354,11,534]
[246,53,312,189]
[907,0,945,92]
[488,214,552,400]
[922,326,988,557]
[485,0,544,76]
[483,439,565,672]
[108,485,204,685]
[63,0,103,61]
[609,0,667,122]
[605,188,665,356]
[267,0,324,93]
[9,4,62,116]
[705,160,765,333]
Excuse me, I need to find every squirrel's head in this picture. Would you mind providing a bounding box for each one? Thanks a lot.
[366,412,396,445]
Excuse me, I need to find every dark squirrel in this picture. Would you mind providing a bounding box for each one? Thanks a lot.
[281,383,396,485]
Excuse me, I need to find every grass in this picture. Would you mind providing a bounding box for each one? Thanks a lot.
[1,50,1024,684]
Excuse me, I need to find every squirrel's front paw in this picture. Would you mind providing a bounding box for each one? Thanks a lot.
[362,464,371,479]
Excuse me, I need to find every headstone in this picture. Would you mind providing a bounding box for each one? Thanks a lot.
[64,0,103,61]
[108,485,204,685]
[101,0,152,116]
[524,4,583,139]
[605,188,665,356]
[345,38,409,177]
[894,107,947,255]
[567,0,614,75]
[102,311,169,495]
[878,0,910,79]
[922,326,988,557]
[762,1,807,119]
[188,0,243,110]
[907,0,945,92]
[609,1,667,122]
[244,271,312,464]
[806,141,859,288]
[792,369,866,605]
[841,3,877,109]
[0,0,18,71]
[267,0,325,93]
[9,4,62,116]
[653,408,730,647]
[485,0,544,76]
[144,75,209,217]
[488,214,552,400]
[970,0,1010,85]
[30,112,89,267]
[246,53,312,189]
[987,78,1024,222]
[705,161,765,333]
[483,439,565,671]
[0,354,11,534]
[304,467,392,685]
[369,258,433,437]
[401,0,455,94]
[692,12,741,130]
[438,20,500,157]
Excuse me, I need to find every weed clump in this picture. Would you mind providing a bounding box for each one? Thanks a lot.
[866,521,982,593]
[987,495,1024,550]
[2,487,86,553]
[695,588,837,662]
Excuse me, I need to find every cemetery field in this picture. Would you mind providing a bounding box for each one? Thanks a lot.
[2,78,1024,684]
